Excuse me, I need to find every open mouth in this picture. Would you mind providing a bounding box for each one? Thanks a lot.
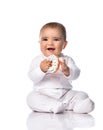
[47,48,55,51]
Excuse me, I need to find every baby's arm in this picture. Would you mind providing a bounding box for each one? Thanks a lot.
[60,60,70,77]
[28,56,46,84]
[67,57,80,80]
[60,56,80,80]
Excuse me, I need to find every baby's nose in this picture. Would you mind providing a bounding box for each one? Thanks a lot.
[48,40,54,45]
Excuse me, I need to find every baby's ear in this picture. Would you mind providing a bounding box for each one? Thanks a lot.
[63,41,68,49]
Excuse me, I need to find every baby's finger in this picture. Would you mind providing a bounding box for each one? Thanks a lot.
[47,60,52,67]
[60,59,66,66]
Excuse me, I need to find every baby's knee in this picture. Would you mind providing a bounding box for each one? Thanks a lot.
[26,91,36,108]
[74,98,95,114]
[75,91,89,100]
[86,98,95,113]
[27,93,32,106]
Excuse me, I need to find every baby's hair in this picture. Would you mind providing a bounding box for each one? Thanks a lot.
[40,22,67,41]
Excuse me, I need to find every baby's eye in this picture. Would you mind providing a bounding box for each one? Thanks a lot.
[54,38,59,41]
[42,38,48,41]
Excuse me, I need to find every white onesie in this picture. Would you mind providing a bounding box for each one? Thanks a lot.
[27,53,94,114]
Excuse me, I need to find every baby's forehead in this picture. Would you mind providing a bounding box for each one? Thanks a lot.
[40,27,62,36]
[40,26,66,41]
[40,28,62,37]
[41,26,61,31]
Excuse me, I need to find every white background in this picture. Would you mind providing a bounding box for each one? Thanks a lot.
[0,0,103,130]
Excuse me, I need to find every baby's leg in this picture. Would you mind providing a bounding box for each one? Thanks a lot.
[64,90,95,114]
[27,90,66,113]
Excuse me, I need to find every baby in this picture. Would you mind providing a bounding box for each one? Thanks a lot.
[27,22,95,114]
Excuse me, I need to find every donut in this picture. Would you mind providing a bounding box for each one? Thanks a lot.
[47,54,60,73]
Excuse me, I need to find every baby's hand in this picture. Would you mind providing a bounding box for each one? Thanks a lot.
[40,59,52,73]
[60,60,70,76]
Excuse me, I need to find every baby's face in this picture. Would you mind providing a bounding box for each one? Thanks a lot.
[39,27,67,57]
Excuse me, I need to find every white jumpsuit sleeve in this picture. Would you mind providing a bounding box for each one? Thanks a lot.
[65,56,80,80]
[28,56,46,84]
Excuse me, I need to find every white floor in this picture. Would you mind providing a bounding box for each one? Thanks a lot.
[27,111,95,130]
